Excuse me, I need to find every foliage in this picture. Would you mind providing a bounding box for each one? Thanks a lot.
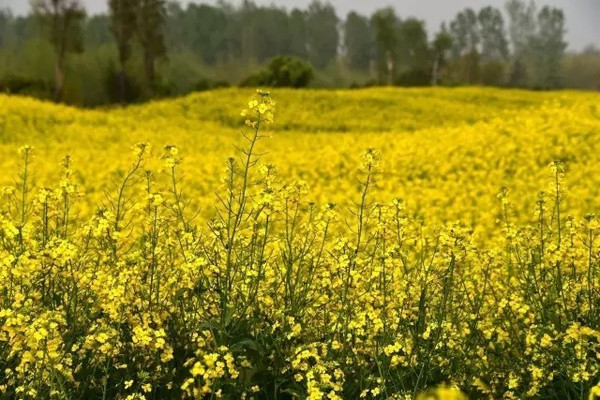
[137,0,167,93]
[109,0,140,103]
[477,6,509,62]
[505,0,567,89]
[431,26,453,86]
[561,47,600,90]
[30,0,85,101]
[397,18,430,78]
[192,78,230,92]
[449,9,481,84]
[449,8,479,60]
[343,11,372,71]
[371,7,399,85]
[305,1,339,69]
[480,60,507,86]
[0,75,49,97]
[0,88,599,398]
[241,56,314,88]
[104,63,142,104]
[0,1,596,108]
[529,6,567,89]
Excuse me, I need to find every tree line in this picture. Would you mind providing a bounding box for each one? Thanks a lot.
[0,0,598,106]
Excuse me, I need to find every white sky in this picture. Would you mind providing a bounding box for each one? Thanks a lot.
[1,0,598,50]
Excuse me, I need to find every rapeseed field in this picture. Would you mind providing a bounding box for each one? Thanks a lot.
[1,87,600,399]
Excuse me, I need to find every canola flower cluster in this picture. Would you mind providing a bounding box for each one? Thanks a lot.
[0,88,599,399]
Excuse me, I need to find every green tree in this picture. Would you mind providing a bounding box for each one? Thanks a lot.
[237,2,291,62]
[3,15,37,48]
[240,55,313,88]
[109,0,139,104]
[305,1,339,69]
[478,6,508,62]
[0,8,12,47]
[431,24,453,86]
[257,6,292,61]
[505,0,536,86]
[449,8,480,84]
[237,1,259,61]
[137,0,167,93]
[288,8,307,59]
[396,18,430,85]
[84,14,112,47]
[169,3,229,64]
[30,0,85,102]
[163,2,184,50]
[371,7,399,85]
[210,1,243,64]
[343,11,372,71]
[478,6,509,85]
[561,46,600,90]
[530,6,566,88]
[450,9,479,58]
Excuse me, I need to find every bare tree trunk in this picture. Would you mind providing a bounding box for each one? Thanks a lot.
[386,51,394,86]
[144,47,155,96]
[54,59,64,102]
[119,63,126,105]
[432,56,439,86]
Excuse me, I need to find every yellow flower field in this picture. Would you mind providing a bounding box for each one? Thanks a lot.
[1,87,599,231]
[0,87,600,399]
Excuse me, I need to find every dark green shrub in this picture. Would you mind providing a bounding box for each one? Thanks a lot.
[480,60,507,86]
[0,75,50,98]
[240,56,314,88]
[395,68,432,86]
[192,78,231,92]
[104,65,142,104]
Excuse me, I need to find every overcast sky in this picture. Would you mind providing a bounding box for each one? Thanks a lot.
[1,0,598,51]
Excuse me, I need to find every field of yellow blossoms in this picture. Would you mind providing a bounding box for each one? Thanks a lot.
[1,87,600,399]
